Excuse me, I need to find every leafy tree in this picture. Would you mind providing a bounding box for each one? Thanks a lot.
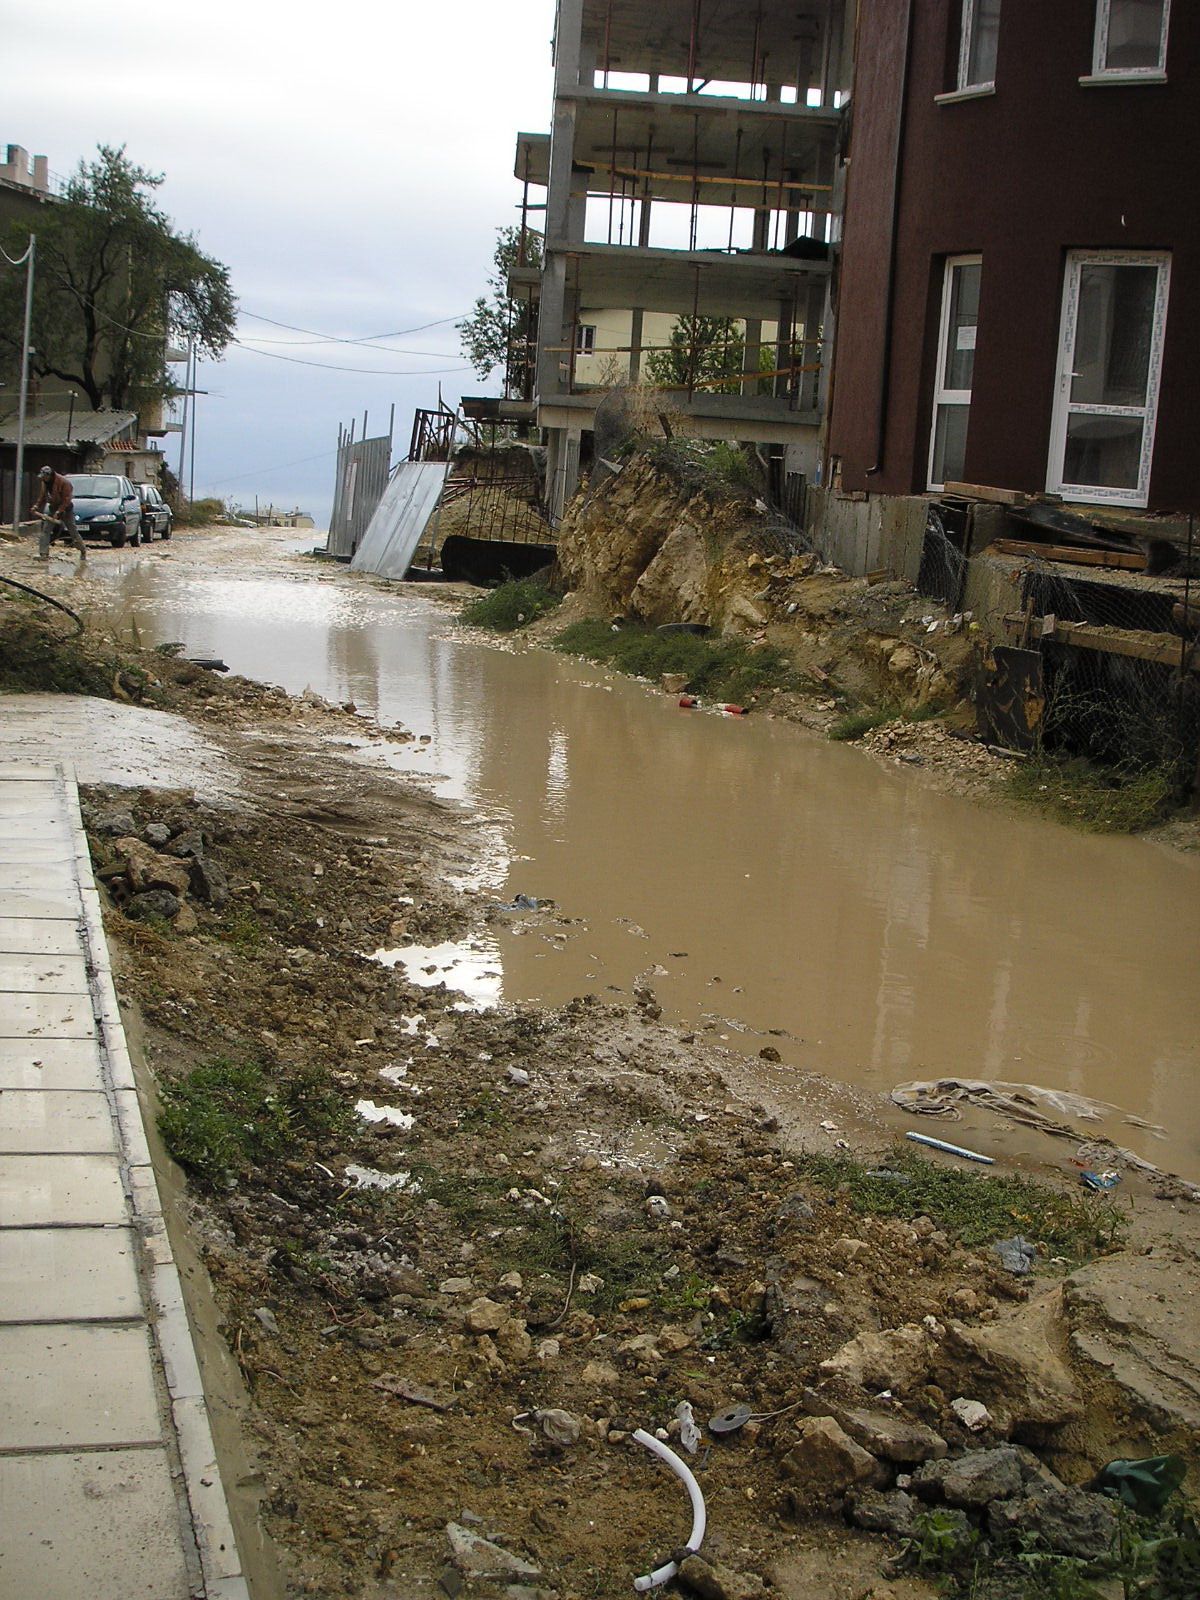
[0,145,235,414]
[458,225,542,396]
[646,315,774,395]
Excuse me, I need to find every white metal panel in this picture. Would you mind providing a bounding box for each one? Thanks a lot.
[350,461,452,579]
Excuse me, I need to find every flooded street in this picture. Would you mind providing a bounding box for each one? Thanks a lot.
[101,532,1200,1179]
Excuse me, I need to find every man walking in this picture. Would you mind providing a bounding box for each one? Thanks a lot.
[30,465,86,560]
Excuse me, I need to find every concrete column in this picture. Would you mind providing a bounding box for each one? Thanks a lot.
[539,0,588,402]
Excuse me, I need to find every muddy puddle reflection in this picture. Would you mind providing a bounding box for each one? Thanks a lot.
[108,548,1200,1179]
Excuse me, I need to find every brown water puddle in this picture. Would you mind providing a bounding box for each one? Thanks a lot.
[104,537,1200,1181]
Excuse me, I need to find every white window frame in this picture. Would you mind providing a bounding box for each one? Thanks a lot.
[928,255,981,493]
[1088,0,1170,81]
[574,324,596,356]
[957,0,1000,92]
[1046,250,1171,509]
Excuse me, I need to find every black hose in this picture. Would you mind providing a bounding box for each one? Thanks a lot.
[0,573,84,636]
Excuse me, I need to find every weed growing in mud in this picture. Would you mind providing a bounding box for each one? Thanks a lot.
[891,1499,1200,1600]
[798,1148,1124,1261]
[460,578,561,633]
[159,1055,350,1189]
[0,612,114,695]
[829,702,942,741]
[643,437,762,500]
[1007,753,1176,834]
[554,617,795,702]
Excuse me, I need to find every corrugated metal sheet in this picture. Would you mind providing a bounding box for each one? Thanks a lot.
[350,461,452,579]
[0,409,138,447]
[327,433,391,558]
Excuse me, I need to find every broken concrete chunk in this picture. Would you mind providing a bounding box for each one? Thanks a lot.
[780,1415,888,1494]
[847,1487,918,1537]
[677,1552,766,1600]
[987,1482,1118,1559]
[189,855,229,907]
[819,1321,936,1394]
[127,889,183,923]
[837,1406,948,1463]
[445,1523,541,1581]
[912,1446,1025,1506]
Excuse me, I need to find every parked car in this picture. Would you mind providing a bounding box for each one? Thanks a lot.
[136,483,173,542]
[66,473,143,547]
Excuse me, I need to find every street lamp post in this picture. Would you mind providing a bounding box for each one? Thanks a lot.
[10,233,35,534]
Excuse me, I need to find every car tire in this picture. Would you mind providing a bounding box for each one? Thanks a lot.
[140,521,153,544]
[162,522,172,540]
[110,527,127,548]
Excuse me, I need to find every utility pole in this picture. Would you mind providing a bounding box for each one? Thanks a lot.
[10,234,35,533]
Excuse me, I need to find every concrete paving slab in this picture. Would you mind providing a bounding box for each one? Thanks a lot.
[0,840,77,865]
[0,951,90,992]
[0,1090,115,1154]
[0,916,83,956]
[0,1226,142,1322]
[0,764,60,781]
[0,1323,161,1448]
[0,889,81,918]
[0,991,96,1038]
[0,1154,126,1225]
[0,862,77,891]
[0,1448,190,1600]
[0,1036,107,1090]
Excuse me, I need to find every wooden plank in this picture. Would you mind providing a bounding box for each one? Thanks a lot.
[992,538,1146,571]
[1003,614,1199,671]
[942,481,1025,504]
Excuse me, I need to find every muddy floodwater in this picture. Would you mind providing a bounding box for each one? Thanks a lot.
[105,538,1200,1180]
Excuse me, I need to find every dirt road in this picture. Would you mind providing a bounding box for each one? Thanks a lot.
[3,526,1199,1600]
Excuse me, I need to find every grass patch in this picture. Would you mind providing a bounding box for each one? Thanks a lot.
[829,707,896,742]
[159,1055,350,1190]
[797,1147,1123,1262]
[554,617,795,702]
[643,437,762,500]
[172,497,226,527]
[1007,753,1176,833]
[460,578,561,633]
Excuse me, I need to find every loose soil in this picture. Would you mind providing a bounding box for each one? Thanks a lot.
[2,529,1199,1600]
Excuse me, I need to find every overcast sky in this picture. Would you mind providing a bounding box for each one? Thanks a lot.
[2,0,554,524]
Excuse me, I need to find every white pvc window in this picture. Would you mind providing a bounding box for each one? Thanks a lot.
[1047,251,1171,508]
[575,324,596,356]
[958,0,1001,90]
[1093,0,1170,76]
[928,256,981,491]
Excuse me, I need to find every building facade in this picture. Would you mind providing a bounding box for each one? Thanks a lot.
[516,0,853,517]
[827,0,1198,519]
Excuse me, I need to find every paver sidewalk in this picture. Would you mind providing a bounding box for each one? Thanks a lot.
[0,763,248,1599]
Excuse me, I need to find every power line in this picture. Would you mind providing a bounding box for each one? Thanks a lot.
[232,343,472,377]
[203,448,339,489]
[238,308,470,344]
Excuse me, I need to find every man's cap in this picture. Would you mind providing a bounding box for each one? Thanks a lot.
[38,465,53,478]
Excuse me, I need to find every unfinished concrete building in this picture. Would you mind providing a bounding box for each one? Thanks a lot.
[512,0,854,518]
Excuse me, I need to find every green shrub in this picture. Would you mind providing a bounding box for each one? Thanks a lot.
[172,497,226,527]
[460,578,561,632]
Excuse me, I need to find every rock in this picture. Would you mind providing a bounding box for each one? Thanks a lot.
[657,1323,694,1354]
[495,1318,532,1364]
[911,1447,1026,1506]
[189,856,229,908]
[113,837,192,897]
[987,1482,1118,1559]
[253,1305,280,1336]
[662,673,688,694]
[950,1398,991,1432]
[445,1523,540,1581]
[847,1488,918,1537]
[776,1192,815,1227]
[167,829,207,860]
[888,645,920,676]
[820,1322,936,1395]
[90,808,136,837]
[780,1415,887,1495]
[536,1338,559,1361]
[173,901,198,935]
[582,1359,620,1388]
[505,1067,530,1086]
[144,822,171,847]
[465,1297,507,1335]
[128,889,183,923]
[439,1277,473,1296]
[389,1266,427,1297]
[677,1553,765,1600]
[645,1194,672,1220]
[836,1406,948,1463]
[936,1291,1080,1432]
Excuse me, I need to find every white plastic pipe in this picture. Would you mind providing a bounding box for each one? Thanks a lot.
[905,1130,995,1164]
[630,1427,707,1590]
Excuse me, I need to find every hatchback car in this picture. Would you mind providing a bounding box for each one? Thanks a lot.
[66,474,143,547]
[136,483,173,542]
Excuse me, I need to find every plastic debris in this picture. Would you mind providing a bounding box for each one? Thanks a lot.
[675,1401,701,1455]
[630,1429,707,1590]
[708,1402,753,1435]
[1092,1454,1186,1514]
[678,695,699,708]
[905,1130,995,1165]
[991,1235,1037,1275]
[1080,1168,1121,1192]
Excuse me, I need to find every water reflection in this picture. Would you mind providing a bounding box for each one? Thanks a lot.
[109,552,1200,1178]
